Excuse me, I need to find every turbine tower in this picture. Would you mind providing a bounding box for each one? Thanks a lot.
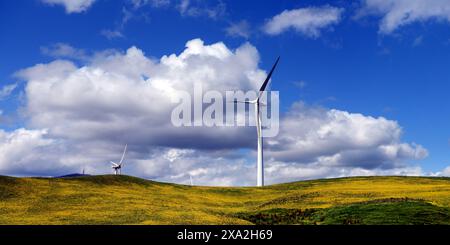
[111,144,127,175]
[235,57,280,187]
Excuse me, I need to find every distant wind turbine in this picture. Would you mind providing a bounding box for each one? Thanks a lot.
[110,144,127,175]
[234,57,280,187]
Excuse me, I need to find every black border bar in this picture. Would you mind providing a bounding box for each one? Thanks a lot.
[0,225,449,243]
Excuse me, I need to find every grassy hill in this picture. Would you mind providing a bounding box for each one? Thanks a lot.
[1,175,450,224]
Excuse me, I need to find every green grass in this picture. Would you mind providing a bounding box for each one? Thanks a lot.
[236,199,450,225]
[1,175,450,224]
[317,199,450,225]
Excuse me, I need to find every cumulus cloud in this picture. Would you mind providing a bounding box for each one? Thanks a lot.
[357,0,450,34]
[0,128,143,177]
[7,38,428,185]
[41,0,96,14]
[266,102,427,169]
[265,161,424,184]
[263,6,344,37]
[133,148,254,186]
[0,128,55,175]
[17,39,261,151]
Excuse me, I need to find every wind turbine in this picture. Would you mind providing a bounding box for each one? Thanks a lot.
[111,144,127,175]
[234,57,280,187]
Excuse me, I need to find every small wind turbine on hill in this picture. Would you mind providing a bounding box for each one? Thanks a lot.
[110,144,127,175]
[234,57,280,187]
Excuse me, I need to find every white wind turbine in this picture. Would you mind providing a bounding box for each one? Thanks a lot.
[234,57,280,187]
[111,144,127,175]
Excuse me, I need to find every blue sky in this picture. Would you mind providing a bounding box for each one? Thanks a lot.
[1,0,450,184]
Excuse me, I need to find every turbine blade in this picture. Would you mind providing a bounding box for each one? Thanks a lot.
[119,144,127,164]
[258,56,280,99]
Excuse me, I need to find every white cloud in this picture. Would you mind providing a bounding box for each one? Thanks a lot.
[16,39,263,164]
[133,148,254,186]
[441,166,450,176]
[0,83,17,100]
[263,6,344,37]
[41,0,96,14]
[0,128,56,175]
[357,0,450,34]
[265,161,424,184]
[225,20,251,39]
[40,43,88,61]
[430,165,450,177]
[7,38,429,185]
[267,102,427,169]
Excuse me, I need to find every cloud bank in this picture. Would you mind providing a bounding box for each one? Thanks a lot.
[4,38,430,185]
